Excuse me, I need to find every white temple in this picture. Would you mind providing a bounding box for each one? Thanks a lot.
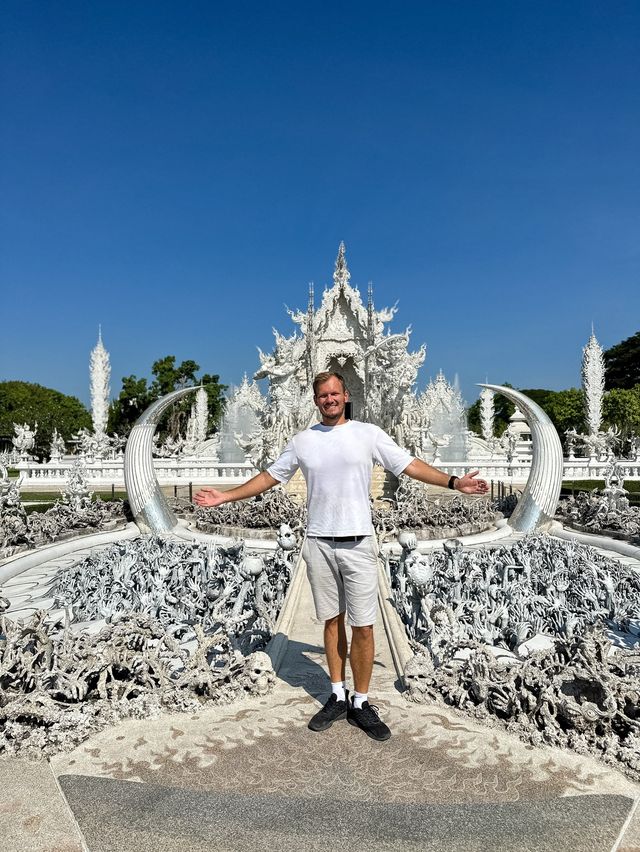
[13,249,640,489]
[229,243,468,468]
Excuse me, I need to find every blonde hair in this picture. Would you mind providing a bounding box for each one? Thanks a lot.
[312,371,347,396]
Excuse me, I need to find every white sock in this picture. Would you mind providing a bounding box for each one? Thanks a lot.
[353,691,368,709]
[331,681,346,702]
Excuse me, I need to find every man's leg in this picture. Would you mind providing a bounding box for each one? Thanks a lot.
[324,612,347,684]
[305,540,349,732]
[350,624,374,693]
[347,622,390,740]
[338,538,391,742]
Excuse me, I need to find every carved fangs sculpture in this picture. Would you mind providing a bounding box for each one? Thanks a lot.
[479,385,564,533]
[124,387,197,534]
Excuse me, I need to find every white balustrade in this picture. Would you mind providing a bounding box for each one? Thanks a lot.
[15,459,258,488]
[14,455,640,492]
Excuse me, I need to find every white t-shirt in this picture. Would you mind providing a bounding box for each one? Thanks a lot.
[267,420,414,536]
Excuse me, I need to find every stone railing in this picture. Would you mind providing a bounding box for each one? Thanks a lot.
[13,456,640,491]
[437,458,640,484]
[15,459,258,489]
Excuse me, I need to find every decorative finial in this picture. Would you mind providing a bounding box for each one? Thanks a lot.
[333,241,351,289]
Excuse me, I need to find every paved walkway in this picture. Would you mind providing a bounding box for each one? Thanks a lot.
[3,571,640,850]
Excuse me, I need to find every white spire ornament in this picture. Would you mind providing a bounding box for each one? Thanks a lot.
[333,241,351,290]
[479,386,495,443]
[194,386,209,444]
[581,328,605,436]
[90,326,111,438]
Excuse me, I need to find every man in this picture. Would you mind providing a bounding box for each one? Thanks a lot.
[195,372,488,741]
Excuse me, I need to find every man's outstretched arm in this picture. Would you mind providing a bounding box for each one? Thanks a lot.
[194,471,280,508]
[402,459,488,495]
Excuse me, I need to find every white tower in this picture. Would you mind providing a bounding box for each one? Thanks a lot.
[90,326,111,437]
[581,327,605,436]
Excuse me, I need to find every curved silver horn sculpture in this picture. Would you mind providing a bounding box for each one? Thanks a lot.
[479,384,564,532]
[124,387,198,534]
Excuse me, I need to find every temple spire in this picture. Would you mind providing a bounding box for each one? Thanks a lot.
[306,282,316,381]
[582,327,605,436]
[333,241,351,290]
[367,282,375,345]
[90,327,111,437]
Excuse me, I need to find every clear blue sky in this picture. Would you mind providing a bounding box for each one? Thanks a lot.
[2,1,639,409]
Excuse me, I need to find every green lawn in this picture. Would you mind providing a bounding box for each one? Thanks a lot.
[22,492,128,515]
[562,479,640,493]
[561,480,640,506]
[20,491,127,501]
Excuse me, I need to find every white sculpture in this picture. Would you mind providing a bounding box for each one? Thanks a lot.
[397,534,640,780]
[62,458,93,512]
[49,428,65,462]
[232,243,445,468]
[11,422,37,460]
[72,426,111,461]
[567,330,622,461]
[582,328,605,437]
[479,386,495,444]
[219,375,265,464]
[194,386,209,444]
[417,372,468,461]
[153,433,185,458]
[90,327,111,442]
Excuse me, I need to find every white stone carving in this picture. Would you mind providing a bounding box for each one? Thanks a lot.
[11,423,37,460]
[49,428,66,462]
[582,328,605,436]
[479,387,495,444]
[235,243,430,468]
[90,327,111,439]
[194,386,209,444]
[62,458,93,512]
[416,372,468,462]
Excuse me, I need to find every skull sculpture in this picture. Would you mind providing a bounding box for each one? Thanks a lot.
[242,650,276,695]
[277,524,297,551]
[403,653,435,702]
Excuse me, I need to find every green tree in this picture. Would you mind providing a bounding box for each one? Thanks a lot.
[150,356,200,397]
[201,373,226,425]
[149,357,203,437]
[468,385,586,443]
[107,376,152,436]
[604,331,640,390]
[0,381,91,457]
[520,388,585,437]
[108,357,227,438]
[602,386,640,438]
[467,398,482,436]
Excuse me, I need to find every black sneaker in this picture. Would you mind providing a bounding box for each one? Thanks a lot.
[347,700,391,741]
[308,691,349,732]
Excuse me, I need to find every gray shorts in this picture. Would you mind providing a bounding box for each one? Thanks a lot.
[302,535,379,627]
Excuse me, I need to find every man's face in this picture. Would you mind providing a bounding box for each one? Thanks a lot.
[314,377,349,424]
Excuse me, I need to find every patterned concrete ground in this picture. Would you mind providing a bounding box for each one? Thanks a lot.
[48,580,640,851]
[3,544,640,850]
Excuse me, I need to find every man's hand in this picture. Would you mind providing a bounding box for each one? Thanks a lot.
[455,471,489,495]
[194,487,228,508]
[192,471,279,508]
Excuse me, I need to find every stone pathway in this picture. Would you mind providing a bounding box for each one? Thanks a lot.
[3,552,640,850]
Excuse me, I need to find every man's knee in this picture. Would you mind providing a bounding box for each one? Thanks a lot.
[352,624,374,638]
[324,612,345,628]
